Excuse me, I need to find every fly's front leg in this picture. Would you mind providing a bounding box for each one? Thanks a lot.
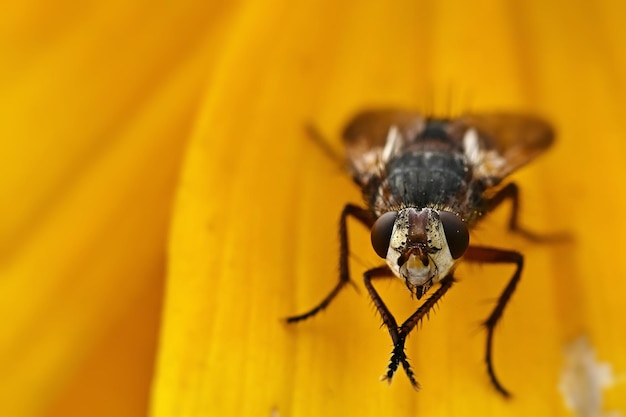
[394,275,455,386]
[286,204,374,322]
[364,268,455,389]
[464,245,524,397]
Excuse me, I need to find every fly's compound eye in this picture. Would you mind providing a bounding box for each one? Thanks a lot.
[370,211,398,258]
[439,211,470,259]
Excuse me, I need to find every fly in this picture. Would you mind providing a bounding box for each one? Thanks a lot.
[286,109,555,397]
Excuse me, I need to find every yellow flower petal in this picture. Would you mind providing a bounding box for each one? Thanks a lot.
[0,2,235,416]
[153,1,626,416]
[3,0,626,416]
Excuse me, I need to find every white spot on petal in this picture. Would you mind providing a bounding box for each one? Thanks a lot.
[559,336,621,417]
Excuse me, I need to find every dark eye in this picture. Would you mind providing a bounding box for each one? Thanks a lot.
[370,211,397,258]
[439,211,469,259]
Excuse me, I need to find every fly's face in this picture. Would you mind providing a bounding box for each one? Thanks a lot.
[371,207,469,298]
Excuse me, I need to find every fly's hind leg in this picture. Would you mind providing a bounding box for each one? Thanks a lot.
[304,124,345,171]
[286,204,374,323]
[486,182,569,242]
[486,182,540,239]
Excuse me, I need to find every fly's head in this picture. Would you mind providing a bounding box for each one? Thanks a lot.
[371,207,470,298]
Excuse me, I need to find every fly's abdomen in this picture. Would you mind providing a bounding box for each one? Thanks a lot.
[387,152,467,208]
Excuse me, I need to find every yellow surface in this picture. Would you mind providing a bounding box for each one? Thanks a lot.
[1,1,625,416]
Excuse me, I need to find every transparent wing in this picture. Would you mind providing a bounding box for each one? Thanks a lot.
[341,109,425,184]
[341,109,554,187]
[458,112,555,180]
[342,108,425,150]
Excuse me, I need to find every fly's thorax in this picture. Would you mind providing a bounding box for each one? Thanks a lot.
[370,207,470,297]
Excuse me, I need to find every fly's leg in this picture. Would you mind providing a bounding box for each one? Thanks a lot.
[486,182,568,241]
[464,246,524,398]
[286,204,374,322]
[304,124,344,170]
[363,267,455,389]
[486,183,521,231]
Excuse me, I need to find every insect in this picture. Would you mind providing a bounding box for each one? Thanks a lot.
[286,109,554,397]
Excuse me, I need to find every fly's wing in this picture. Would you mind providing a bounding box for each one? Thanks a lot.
[456,113,555,184]
[343,109,425,147]
[342,109,425,186]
